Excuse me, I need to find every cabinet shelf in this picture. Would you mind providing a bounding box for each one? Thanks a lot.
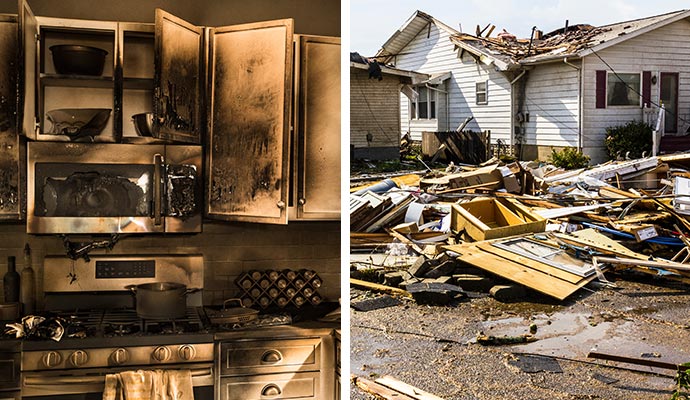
[40,73,114,88]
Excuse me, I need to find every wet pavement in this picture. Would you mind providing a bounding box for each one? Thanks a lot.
[350,271,690,399]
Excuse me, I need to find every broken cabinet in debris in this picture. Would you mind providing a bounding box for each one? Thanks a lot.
[0,13,22,221]
[451,197,545,241]
[18,3,202,144]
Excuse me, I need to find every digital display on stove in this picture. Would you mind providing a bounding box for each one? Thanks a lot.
[95,260,155,278]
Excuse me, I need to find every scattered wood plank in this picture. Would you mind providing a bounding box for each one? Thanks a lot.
[352,375,416,400]
[375,375,447,400]
[350,278,412,298]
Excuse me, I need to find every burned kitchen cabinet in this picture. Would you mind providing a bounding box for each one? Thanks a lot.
[0,14,23,221]
[206,19,294,224]
[292,35,341,221]
[153,10,203,144]
[215,328,335,400]
[17,2,202,144]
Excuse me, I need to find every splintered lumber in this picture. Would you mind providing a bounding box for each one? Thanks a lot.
[352,375,416,400]
[374,375,447,400]
[444,242,595,300]
[552,229,647,260]
[350,278,412,298]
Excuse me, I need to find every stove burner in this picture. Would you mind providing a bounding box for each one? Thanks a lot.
[104,322,140,336]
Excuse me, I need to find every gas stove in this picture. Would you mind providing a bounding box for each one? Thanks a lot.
[21,254,214,398]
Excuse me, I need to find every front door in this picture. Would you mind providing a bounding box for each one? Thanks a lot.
[660,72,678,134]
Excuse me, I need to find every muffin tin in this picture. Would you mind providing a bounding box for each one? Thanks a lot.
[235,269,323,309]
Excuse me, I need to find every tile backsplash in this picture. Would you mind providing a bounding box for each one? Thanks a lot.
[0,220,341,308]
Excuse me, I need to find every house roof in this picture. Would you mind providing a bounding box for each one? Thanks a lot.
[374,10,459,63]
[449,9,690,68]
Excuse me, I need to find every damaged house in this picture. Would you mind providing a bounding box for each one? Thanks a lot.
[376,9,690,164]
[350,52,427,160]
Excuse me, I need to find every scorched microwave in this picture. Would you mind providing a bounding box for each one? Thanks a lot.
[27,142,202,234]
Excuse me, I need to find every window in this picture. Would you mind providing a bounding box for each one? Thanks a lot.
[476,81,488,105]
[410,86,437,119]
[607,72,640,106]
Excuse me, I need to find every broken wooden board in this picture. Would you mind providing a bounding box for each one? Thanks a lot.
[352,375,417,400]
[444,242,595,300]
[552,229,647,260]
[374,375,447,400]
[350,278,412,298]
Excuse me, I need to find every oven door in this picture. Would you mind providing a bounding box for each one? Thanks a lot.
[22,364,213,399]
[27,143,202,234]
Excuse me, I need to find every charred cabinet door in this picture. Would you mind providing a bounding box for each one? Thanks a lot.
[0,14,21,220]
[153,9,203,143]
[296,35,340,220]
[18,0,36,139]
[207,19,293,224]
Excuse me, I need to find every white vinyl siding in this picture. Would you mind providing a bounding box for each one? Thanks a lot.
[522,62,580,148]
[393,22,512,142]
[582,18,690,164]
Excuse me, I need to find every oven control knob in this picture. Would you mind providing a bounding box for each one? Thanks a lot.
[112,348,129,365]
[42,351,62,368]
[69,350,89,367]
[152,346,171,362]
[178,345,196,361]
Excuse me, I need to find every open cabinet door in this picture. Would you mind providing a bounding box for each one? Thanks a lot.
[206,19,293,224]
[18,0,36,139]
[154,9,203,143]
[296,35,341,220]
[0,10,21,220]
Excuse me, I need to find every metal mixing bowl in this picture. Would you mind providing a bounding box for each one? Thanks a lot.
[131,112,155,137]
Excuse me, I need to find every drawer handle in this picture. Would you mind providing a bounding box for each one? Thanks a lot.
[261,350,283,364]
[261,383,282,396]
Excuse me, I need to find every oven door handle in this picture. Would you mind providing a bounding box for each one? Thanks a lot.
[24,367,213,386]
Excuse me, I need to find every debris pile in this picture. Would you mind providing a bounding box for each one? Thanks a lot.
[350,152,690,305]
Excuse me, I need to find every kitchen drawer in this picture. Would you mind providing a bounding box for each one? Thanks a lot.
[219,371,319,400]
[219,338,321,376]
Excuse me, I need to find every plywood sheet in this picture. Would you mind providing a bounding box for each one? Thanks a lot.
[445,243,593,300]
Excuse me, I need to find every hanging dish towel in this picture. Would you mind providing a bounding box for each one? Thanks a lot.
[102,369,193,400]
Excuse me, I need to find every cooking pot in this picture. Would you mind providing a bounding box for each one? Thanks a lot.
[125,282,199,319]
[206,298,259,325]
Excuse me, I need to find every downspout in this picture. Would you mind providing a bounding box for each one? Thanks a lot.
[563,57,583,152]
[426,83,449,131]
[511,69,527,159]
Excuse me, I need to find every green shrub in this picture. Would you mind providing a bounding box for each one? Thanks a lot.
[604,120,652,159]
[548,147,590,169]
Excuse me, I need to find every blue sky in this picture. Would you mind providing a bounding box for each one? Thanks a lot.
[350,0,690,56]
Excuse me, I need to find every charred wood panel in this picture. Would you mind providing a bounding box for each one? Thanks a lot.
[207,19,293,224]
[0,16,21,220]
[18,0,36,139]
[297,35,340,220]
[154,9,202,144]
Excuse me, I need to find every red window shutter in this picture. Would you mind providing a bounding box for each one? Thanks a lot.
[642,71,651,107]
[596,70,606,109]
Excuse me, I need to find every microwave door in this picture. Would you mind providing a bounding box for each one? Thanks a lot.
[27,143,168,234]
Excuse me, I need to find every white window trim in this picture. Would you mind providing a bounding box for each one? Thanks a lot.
[410,85,438,120]
[476,80,488,105]
[606,71,642,108]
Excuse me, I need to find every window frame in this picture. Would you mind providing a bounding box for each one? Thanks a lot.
[606,71,642,107]
[410,85,438,120]
[476,80,488,105]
